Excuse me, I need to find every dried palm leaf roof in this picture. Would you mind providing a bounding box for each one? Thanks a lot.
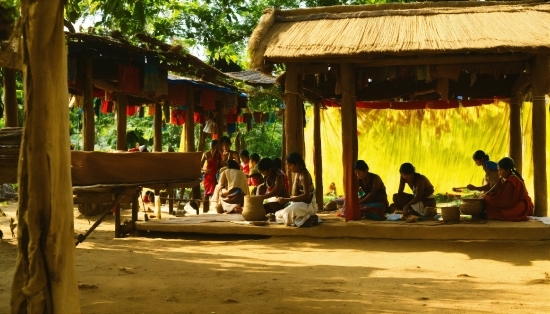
[249,1,550,69]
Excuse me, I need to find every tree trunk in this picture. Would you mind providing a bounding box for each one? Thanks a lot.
[3,67,18,127]
[116,94,128,151]
[340,63,360,221]
[11,1,81,313]
[531,55,549,217]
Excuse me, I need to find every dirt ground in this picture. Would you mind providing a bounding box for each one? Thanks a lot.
[1,201,550,314]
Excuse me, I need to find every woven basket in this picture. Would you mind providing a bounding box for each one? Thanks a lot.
[460,200,484,215]
[441,206,460,222]
[242,196,266,221]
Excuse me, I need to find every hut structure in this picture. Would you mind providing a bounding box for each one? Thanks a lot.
[248,0,550,221]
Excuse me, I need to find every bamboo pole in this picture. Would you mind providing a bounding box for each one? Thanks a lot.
[11,0,81,312]
[509,95,523,174]
[531,55,549,217]
[82,57,95,151]
[3,68,18,127]
[115,94,128,150]
[314,100,324,211]
[154,103,162,152]
[340,63,360,221]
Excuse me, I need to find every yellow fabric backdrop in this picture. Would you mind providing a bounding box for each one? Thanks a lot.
[303,101,548,202]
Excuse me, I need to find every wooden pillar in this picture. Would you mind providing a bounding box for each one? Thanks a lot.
[116,94,128,150]
[314,101,324,210]
[281,111,286,161]
[284,64,302,179]
[3,68,18,127]
[198,129,207,152]
[82,57,95,151]
[216,100,224,141]
[340,63,360,221]
[509,95,523,174]
[154,103,162,152]
[186,85,201,200]
[531,55,549,217]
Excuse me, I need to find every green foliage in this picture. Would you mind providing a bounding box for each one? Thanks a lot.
[240,121,282,159]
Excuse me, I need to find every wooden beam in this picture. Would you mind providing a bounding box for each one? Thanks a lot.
[340,63,360,221]
[116,94,128,150]
[154,103,162,152]
[82,57,95,151]
[531,55,549,217]
[3,68,18,127]
[509,95,523,174]
[314,101,324,211]
[269,53,532,68]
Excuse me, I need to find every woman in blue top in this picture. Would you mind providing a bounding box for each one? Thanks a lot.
[467,150,499,192]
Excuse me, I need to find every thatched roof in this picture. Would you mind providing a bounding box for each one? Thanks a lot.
[249,1,550,69]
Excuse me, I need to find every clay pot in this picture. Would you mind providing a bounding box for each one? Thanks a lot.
[242,196,266,221]
[441,206,460,222]
[460,200,484,215]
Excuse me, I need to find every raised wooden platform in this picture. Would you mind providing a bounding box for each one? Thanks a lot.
[134,213,550,241]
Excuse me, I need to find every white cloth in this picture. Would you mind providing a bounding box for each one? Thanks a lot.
[275,197,318,227]
[212,169,249,212]
[410,194,435,216]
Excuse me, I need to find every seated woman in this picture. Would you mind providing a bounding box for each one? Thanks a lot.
[212,160,249,214]
[256,158,290,213]
[484,157,533,221]
[466,150,499,192]
[392,162,436,217]
[239,150,250,175]
[354,160,389,220]
[275,152,318,227]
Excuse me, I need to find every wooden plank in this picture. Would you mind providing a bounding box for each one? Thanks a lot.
[3,67,18,127]
[531,55,549,217]
[116,94,128,150]
[82,57,95,151]
[340,63,360,221]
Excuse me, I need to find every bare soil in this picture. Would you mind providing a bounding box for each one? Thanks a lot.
[1,201,550,313]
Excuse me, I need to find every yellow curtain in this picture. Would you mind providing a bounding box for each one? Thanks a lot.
[305,102,517,200]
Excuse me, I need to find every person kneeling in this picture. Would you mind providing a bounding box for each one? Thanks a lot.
[212,160,249,214]
[391,162,436,218]
[256,157,290,214]
[274,153,318,227]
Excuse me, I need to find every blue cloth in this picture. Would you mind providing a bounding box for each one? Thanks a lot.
[484,160,498,171]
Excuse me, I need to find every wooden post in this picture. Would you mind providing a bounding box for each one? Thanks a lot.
[284,64,301,180]
[114,204,121,238]
[216,100,224,141]
[82,57,95,151]
[314,101,324,211]
[340,63,360,221]
[154,103,162,152]
[116,94,128,150]
[198,129,207,152]
[509,95,523,174]
[531,55,549,217]
[186,85,201,200]
[281,111,286,161]
[3,68,18,127]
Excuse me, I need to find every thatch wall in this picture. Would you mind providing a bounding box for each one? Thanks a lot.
[249,1,550,69]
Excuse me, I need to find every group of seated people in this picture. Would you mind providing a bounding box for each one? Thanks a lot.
[200,136,318,227]
[336,150,534,222]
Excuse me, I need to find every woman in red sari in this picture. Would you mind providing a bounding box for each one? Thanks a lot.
[484,157,533,221]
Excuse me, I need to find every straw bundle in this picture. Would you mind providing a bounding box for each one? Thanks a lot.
[248,2,550,69]
[242,196,266,221]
